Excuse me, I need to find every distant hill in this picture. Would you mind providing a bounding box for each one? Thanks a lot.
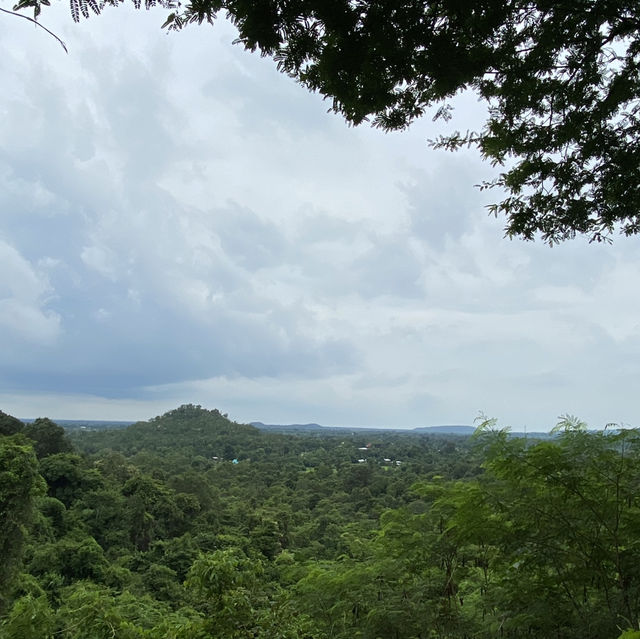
[252,421,476,435]
[413,425,475,435]
[70,404,261,457]
[35,413,552,439]
[251,421,325,432]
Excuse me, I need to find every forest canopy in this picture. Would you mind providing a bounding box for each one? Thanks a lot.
[12,0,640,244]
[1,404,640,638]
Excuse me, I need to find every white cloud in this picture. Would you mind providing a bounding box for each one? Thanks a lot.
[0,5,639,429]
[81,244,119,280]
[0,240,60,345]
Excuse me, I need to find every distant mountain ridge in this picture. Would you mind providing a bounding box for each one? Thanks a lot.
[413,425,476,435]
[19,409,558,437]
[21,414,476,435]
[251,421,475,435]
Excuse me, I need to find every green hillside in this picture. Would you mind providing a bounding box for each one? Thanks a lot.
[69,404,260,457]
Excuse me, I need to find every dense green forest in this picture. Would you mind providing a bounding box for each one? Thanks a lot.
[1,405,640,638]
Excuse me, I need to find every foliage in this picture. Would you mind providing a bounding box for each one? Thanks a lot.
[0,411,23,437]
[0,594,55,639]
[13,1,640,243]
[2,406,639,638]
[0,435,46,611]
[23,418,73,459]
[441,426,640,637]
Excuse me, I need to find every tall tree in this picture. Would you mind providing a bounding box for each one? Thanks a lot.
[0,436,46,611]
[0,411,23,437]
[23,418,73,460]
[449,422,640,638]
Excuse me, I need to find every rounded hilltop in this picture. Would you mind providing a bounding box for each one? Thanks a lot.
[76,404,260,458]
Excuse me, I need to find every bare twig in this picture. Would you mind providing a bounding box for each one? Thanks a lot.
[0,6,68,52]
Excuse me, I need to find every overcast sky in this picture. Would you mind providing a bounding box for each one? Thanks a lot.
[1,5,639,430]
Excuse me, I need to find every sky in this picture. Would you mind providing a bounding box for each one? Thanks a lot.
[1,4,639,430]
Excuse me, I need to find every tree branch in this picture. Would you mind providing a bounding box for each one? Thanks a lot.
[0,6,68,52]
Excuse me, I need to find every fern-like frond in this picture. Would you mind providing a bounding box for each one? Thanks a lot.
[85,0,100,15]
[70,0,80,22]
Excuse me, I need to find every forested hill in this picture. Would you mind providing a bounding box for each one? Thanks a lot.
[68,404,262,457]
[2,406,640,639]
